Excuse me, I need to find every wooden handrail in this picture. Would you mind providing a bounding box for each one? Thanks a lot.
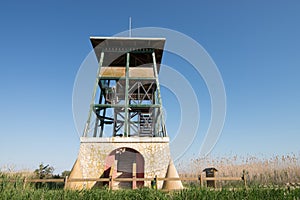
[0,176,244,183]
[1,171,247,190]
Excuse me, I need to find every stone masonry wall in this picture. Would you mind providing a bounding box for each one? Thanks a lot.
[72,137,171,189]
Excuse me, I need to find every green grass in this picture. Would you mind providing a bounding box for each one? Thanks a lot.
[1,183,300,200]
[1,173,300,199]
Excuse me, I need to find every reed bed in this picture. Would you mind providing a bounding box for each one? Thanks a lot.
[178,153,300,187]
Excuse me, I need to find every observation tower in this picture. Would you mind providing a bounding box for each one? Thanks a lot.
[68,37,182,190]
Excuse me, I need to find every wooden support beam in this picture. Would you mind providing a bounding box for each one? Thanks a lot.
[132,163,136,189]
[83,51,104,137]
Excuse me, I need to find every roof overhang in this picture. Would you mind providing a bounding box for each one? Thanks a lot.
[90,37,166,69]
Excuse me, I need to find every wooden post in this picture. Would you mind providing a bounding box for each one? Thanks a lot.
[132,163,136,189]
[109,176,112,190]
[64,176,68,190]
[154,175,157,190]
[198,174,203,188]
[23,177,27,190]
[214,171,217,188]
[242,170,247,189]
[108,160,116,190]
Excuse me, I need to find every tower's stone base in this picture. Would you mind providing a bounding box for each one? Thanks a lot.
[67,137,172,189]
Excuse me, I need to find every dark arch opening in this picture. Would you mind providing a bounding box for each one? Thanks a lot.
[99,147,145,189]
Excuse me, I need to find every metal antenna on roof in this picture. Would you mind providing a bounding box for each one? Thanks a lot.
[129,17,132,37]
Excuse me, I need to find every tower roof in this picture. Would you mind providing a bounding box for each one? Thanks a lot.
[90,37,166,70]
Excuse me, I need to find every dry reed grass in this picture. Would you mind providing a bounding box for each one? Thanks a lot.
[178,153,300,186]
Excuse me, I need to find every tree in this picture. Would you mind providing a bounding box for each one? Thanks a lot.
[61,170,71,178]
[34,163,54,179]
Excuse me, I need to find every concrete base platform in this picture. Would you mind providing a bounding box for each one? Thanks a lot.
[66,137,174,190]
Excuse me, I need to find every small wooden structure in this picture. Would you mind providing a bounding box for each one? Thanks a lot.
[203,167,218,188]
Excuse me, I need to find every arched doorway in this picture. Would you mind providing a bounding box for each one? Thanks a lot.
[102,147,144,189]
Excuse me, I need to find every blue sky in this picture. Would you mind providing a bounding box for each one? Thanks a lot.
[0,1,299,173]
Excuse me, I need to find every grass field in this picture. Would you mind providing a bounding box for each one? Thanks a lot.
[1,174,300,199]
[1,183,300,200]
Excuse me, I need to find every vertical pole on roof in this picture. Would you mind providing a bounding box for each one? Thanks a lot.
[124,53,130,137]
[129,17,132,37]
[83,51,104,137]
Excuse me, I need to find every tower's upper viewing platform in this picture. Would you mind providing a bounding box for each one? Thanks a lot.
[90,37,166,74]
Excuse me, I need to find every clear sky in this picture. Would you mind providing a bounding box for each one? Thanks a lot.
[0,0,299,173]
